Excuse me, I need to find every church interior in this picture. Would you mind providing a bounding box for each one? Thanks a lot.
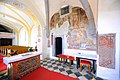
[0,0,120,80]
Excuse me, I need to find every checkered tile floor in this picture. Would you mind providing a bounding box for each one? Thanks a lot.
[41,58,104,80]
[0,58,104,80]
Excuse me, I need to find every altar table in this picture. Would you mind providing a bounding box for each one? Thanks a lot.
[3,52,41,80]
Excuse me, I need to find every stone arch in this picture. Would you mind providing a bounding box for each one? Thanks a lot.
[79,0,97,36]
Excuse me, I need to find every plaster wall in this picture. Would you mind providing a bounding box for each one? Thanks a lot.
[97,0,120,80]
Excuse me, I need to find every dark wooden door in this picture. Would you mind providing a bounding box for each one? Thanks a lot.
[55,37,62,57]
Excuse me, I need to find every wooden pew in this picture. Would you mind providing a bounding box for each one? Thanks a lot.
[0,46,33,56]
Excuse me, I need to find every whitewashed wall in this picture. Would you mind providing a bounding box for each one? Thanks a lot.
[97,0,120,80]
[49,0,120,80]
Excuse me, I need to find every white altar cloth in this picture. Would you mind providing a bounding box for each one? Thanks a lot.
[3,52,41,65]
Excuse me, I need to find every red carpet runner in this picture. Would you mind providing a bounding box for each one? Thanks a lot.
[0,54,7,72]
[20,67,78,80]
[0,55,4,63]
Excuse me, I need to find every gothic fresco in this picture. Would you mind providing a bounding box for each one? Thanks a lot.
[98,33,115,69]
[50,7,96,50]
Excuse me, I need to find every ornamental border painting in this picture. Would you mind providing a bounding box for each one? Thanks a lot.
[98,33,116,69]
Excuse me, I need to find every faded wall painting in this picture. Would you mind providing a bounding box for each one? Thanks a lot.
[98,33,115,69]
[50,7,96,50]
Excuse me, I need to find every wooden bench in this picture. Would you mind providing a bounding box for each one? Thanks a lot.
[0,46,33,56]
[80,60,91,74]
[58,54,75,65]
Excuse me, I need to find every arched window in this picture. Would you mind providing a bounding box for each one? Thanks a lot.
[19,28,28,46]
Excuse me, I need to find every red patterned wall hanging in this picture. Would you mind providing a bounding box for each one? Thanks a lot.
[98,33,115,69]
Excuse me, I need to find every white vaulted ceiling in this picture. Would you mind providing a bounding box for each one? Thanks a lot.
[0,0,44,32]
[0,0,98,32]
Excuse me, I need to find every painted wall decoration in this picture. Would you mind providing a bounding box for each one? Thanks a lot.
[6,0,24,10]
[98,33,115,69]
[50,7,96,50]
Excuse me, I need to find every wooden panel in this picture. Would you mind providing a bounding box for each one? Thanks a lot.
[9,55,40,80]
